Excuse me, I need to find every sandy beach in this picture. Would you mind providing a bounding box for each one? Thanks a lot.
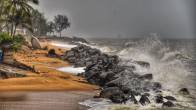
[0,40,98,91]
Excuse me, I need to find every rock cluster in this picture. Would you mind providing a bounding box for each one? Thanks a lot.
[63,44,176,107]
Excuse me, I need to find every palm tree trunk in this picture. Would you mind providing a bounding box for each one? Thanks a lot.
[13,25,17,37]
[11,23,14,37]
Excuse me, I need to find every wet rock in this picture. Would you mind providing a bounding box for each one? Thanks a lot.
[139,74,153,80]
[72,36,89,44]
[139,95,150,105]
[179,88,190,95]
[152,82,162,90]
[143,93,150,97]
[65,51,75,58]
[162,101,175,108]
[110,93,126,103]
[135,61,150,68]
[99,87,123,99]
[129,94,138,104]
[48,49,56,57]
[164,96,177,101]
[155,95,164,103]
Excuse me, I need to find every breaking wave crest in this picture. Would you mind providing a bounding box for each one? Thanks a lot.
[117,36,192,90]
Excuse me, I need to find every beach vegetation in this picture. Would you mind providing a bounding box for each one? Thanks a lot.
[54,15,70,37]
[0,32,25,51]
[31,10,49,36]
[0,0,39,37]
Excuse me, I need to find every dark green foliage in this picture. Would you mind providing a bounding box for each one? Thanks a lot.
[0,33,25,51]
[12,34,25,51]
[0,33,12,44]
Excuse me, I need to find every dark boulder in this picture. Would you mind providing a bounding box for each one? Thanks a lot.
[129,94,138,104]
[155,95,164,103]
[110,93,126,103]
[152,82,162,90]
[139,95,150,105]
[164,96,177,101]
[162,101,175,108]
[99,87,123,99]
[143,93,150,97]
[72,36,89,44]
[179,88,190,95]
[48,49,56,57]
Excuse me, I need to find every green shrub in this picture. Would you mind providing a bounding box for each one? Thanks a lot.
[13,34,25,44]
[0,33,12,44]
[11,34,26,51]
[0,33,26,51]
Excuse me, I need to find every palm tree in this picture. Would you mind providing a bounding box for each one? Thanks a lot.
[54,15,70,37]
[31,10,48,36]
[47,21,55,36]
[6,0,39,37]
[0,0,10,32]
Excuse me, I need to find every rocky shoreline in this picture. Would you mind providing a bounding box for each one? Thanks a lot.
[63,44,186,108]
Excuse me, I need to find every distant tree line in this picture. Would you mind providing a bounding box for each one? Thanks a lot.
[0,0,70,37]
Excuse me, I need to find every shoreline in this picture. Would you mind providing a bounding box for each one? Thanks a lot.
[0,40,98,92]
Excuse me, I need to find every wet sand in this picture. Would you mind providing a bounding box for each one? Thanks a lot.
[0,91,95,110]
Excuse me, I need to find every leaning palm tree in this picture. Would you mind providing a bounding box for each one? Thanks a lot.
[6,0,39,37]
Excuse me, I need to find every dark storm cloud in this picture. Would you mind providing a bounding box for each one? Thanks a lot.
[38,0,196,38]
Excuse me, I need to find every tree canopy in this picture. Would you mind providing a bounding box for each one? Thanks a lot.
[54,15,70,37]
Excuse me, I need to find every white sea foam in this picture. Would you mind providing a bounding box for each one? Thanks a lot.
[57,66,85,74]
[117,37,192,90]
[50,42,77,48]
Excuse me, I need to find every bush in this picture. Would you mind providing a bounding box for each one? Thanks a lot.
[12,34,26,51]
[0,33,26,51]
[13,34,25,44]
[0,33,12,44]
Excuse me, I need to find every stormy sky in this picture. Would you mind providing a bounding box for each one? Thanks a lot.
[38,0,196,39]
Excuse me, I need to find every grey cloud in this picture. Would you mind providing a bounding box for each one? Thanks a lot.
[39,0,196,38]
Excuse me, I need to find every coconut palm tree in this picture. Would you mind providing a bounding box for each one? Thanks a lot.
[54,15,70,37]
[31,10,49,36]
[5,0,39,37]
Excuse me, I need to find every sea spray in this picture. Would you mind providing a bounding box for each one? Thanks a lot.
[117,37,192,90]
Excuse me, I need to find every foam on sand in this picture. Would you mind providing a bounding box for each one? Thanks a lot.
[57,66,85,74]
